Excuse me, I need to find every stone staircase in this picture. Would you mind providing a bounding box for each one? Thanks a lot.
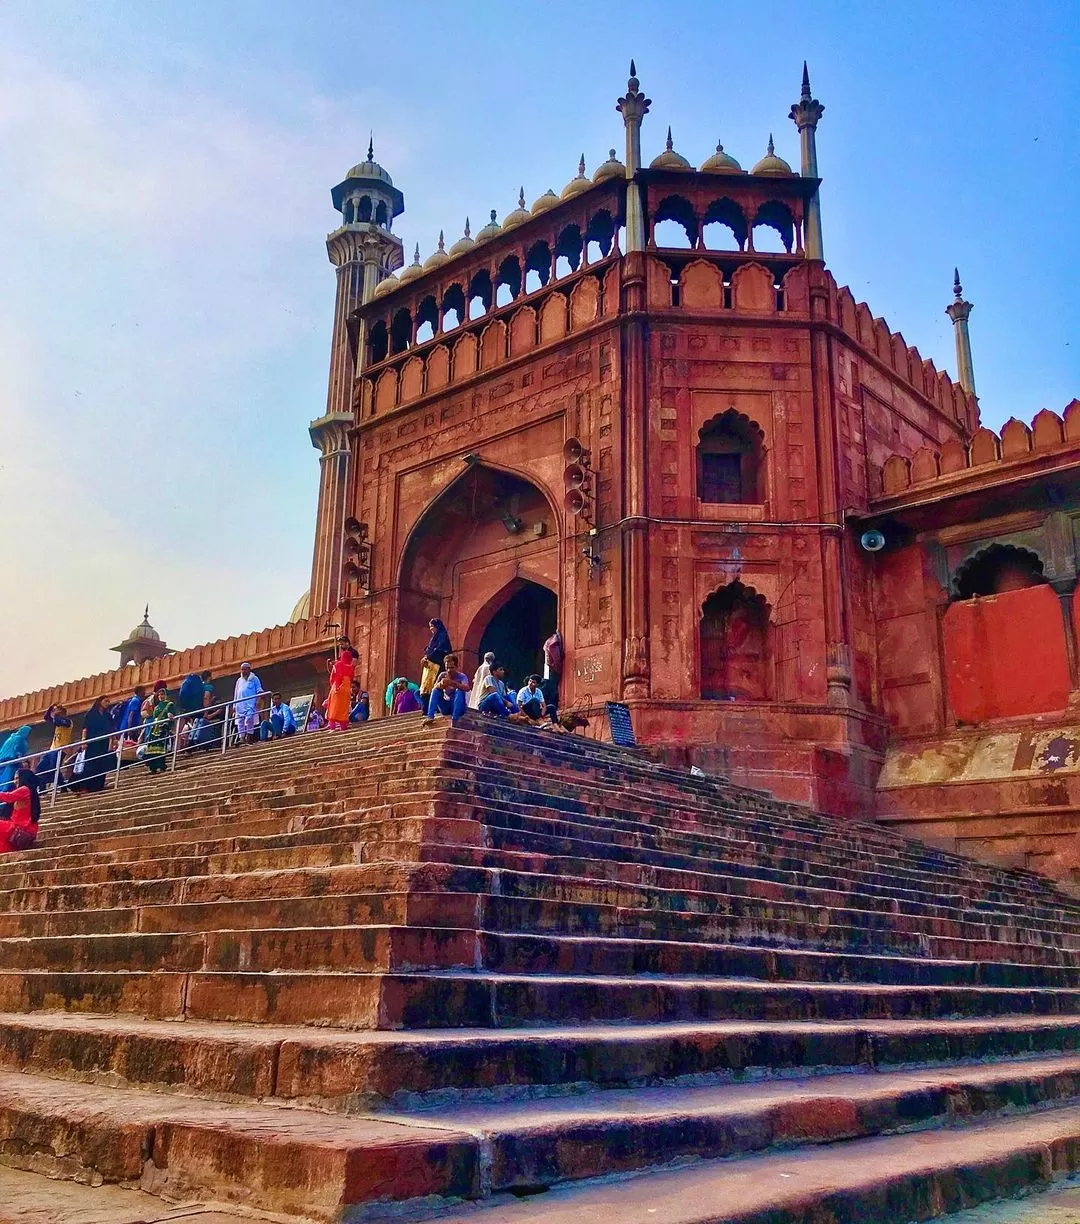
[3,717,1080,1221]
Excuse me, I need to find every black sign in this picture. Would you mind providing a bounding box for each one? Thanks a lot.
[606,702,637,747]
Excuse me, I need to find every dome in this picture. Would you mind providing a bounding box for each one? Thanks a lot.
[502,188,531,231]
[123,606,161,643]
[399,244,424,284]
[448,218,475,258]
[561,155,591,199]
[345,139,395,187]
[423,231,449,270]
[372,272,399,298]
[475,209,502,245]
[700,142,743,175]
[288,590,311,624]
[531,189,559,215]
[650,127,694,171]
[751,135,794,177]
[593,149,625,184]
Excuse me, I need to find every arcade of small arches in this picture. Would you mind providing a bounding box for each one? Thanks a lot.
[651,193,801,255]
[341,194,392,229]
[369,209,622,364]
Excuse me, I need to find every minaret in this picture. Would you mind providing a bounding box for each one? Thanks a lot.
[789,62,825,261]
[307,141,405,620]
[616,60,651,252]
[946,268,977,397]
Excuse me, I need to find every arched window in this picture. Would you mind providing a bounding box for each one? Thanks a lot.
[357,195,373,224]
[375,200,388,227]
[496,255,522,308]
[700,582,771,700]
[369,319,389,365]
[702,198,746,251]
[953,544,1047,600]
[696,410,765,504]
[652,196,697,249]
[468,268,492,320]
[585,209,616,261]
[750,201,794,254]
[414,294,438,344]
[390,307,412,355]
[555,225,583,278]
[524,240,552,294]
[441,283,466,332]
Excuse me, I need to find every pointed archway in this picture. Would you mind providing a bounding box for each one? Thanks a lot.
[395,463,560,680]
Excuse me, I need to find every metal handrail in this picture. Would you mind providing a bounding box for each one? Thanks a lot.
[1,681,299,808]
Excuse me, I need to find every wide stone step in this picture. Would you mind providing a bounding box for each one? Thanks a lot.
[5,1011,1080,1110]
[427,1098,1080,1223]
[0,1068,477,1219]
[383,1054,1080,1196]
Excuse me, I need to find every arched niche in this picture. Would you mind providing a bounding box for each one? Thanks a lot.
[697,410,765,504]
[699,581,773,700]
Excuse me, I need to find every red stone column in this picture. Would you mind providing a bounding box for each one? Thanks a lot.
[620,250,650,699]
[808,269,852,706]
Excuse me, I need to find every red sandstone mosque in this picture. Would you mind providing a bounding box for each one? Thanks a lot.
[5,64,1079,876]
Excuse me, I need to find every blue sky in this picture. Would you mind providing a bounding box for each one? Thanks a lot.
[0,0,1075,697]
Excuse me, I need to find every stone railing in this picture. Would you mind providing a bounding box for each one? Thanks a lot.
[0,614,334,730]
[878,400,1080,496]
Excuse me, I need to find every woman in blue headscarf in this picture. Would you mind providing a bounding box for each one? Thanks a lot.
[419,618,451,697]
[0,726,32,790]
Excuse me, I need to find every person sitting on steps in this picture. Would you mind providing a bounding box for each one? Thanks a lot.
[477,661,516,719]
[516,674,548,723]
[260,694,297,742]
[424,653,471,725]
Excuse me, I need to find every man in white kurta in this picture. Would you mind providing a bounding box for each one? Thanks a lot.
[233,663,263,742]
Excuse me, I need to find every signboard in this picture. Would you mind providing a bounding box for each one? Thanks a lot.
[289,694,315,732]
[606,702,637,747]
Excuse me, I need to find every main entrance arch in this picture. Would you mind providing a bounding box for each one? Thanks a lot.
[395,463,560,683]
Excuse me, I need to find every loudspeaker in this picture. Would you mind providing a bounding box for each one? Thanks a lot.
[564,489,587,516]
[563,463,588,490]
[563,437,584,464]
[860,529,886,553]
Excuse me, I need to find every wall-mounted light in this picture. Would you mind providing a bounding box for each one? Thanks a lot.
[501,513,523,534]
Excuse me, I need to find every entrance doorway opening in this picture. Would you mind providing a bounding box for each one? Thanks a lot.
[478,581,557,689]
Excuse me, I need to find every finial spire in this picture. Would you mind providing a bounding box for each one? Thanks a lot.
[953,267,963,299]
[489,209,497,224]
[578,153,586,177]
[518,186,526,210]
[143,604,149,622]
[367,132,374,162]
[437,230,445,252]
[412,243,421,265]
[464,216,471,238]
[767,133,775,156]
[666,126,674,151]
[801,61,811,100]
[630,58,636,77]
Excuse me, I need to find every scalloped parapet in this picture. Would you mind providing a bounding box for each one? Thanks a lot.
[825,271,979,432]
[876,399,1080,497]
[0,614,334,732]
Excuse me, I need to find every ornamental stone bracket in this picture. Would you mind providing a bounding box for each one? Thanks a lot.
[309,411,355,456]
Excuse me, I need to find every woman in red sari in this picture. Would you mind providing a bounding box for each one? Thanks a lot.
[326,646,358,731]
[0,768,41,853]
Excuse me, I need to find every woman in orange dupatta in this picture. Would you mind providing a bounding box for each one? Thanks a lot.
[326,646,358,731]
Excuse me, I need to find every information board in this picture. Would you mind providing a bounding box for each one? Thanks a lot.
[606,701,637,747]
